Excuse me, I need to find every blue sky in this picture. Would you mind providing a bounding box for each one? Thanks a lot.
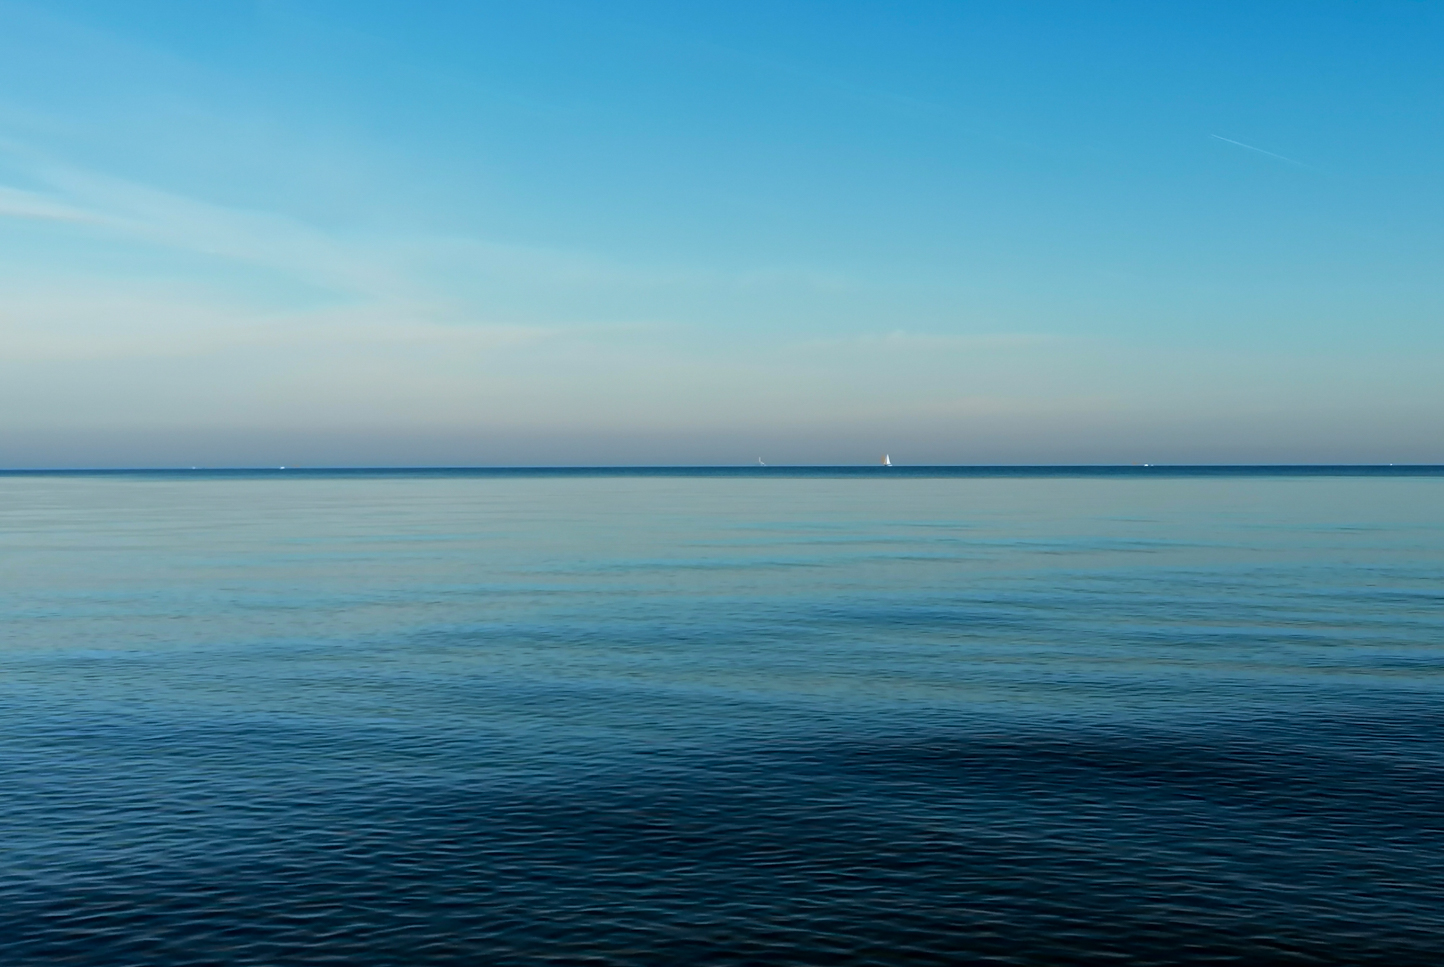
[0,0,1440,465]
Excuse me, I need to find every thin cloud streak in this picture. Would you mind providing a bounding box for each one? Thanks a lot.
[1209,134,1306,167]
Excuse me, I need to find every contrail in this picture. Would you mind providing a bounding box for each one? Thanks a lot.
[1210,134,1305,166]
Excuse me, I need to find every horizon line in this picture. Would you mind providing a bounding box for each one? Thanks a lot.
[2,464,1441,476]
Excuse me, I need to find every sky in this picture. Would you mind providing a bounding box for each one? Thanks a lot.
[0,0,1441,467]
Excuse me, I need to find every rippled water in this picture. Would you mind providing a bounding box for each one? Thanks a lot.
[3,468,1442,965]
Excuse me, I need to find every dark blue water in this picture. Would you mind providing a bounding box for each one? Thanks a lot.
[3,469,1442,965]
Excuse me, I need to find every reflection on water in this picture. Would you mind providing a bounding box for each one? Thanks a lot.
[2,471,1442,965]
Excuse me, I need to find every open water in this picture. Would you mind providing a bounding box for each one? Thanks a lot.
[2,467,1442,966]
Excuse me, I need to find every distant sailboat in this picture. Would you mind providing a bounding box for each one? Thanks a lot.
[758,458,767,466]
[881,454,892,467]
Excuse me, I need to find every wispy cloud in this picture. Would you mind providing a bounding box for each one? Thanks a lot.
[0,183,96,222]
[1209,134,1306,167]
[13,164,415,300]
[2,150,849,309]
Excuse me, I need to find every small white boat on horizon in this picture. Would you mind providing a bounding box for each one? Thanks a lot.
[881,454,892,467]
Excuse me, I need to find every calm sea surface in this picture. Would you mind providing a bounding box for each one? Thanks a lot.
[2,468,1442,965]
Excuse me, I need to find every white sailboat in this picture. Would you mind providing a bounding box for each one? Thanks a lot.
[881,454,892,467]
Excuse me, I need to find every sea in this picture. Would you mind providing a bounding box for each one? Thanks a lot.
[2,467,1442,966]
